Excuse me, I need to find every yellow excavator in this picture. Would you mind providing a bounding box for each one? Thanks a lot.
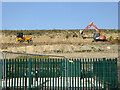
[16,33,32,43]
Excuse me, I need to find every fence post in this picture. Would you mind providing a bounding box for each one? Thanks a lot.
[2,53,4,90]
[115,58,118,89]
[0,59,2,90]
[29,58,32,90]
[103,58,106,89]
[65,58,68,88]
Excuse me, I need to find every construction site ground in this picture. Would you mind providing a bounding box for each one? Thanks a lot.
[0,29,119,57]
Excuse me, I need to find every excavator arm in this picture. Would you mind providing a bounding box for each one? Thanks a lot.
[84,22,93,31]
[80,22,100,34]
[91,24,100,33]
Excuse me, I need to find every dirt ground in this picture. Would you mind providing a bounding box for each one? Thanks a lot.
[0,29,119,58]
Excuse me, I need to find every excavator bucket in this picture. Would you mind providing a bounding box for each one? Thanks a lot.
[80,29,84,35]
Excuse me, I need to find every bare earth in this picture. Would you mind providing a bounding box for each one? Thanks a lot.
[0,30,119,57]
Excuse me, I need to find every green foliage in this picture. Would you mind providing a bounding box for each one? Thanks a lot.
[53,50,62,53]
[2,29,119,36]
[97,49,104,52]
[74,50,92,52]
[66,33,71,39]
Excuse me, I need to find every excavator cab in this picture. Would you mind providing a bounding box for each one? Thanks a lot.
[93,33,100,40]
[93,33,106,41]
[17,33,23,39]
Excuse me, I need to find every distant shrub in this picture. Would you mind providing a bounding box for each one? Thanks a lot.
[66,35,69,39]
[29,33,32,35]
[74,50,92,52]
[66,33,71,39]
[98,49,104,52]
[73,33,78,37]
[53,50,62,53]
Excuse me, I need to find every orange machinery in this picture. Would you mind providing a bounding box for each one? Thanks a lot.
[80,22,106,41]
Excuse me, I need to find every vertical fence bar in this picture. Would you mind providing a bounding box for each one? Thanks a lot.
[113,58,115,88]
[103,58,106,89]
[25,58,27,89]
[22,59,24,89]
[4,53,7,90]
[50,58,52,90]
[38,58,41,89]
[11,59,13,88]
[9,59,11,87]
[71,58,73,90]
[66,58,68,90]
[90,58,92,89]
[107,58,109,89]
[55,58,57,89]
[109,58,111,88]
[75,59,76,89]
[17,59,19,89]
[96,58,98,89]
[77,59,79,89]
[80,58,81,89]
[47,58,49,89]
[70,59,74,90]
[53,58,55,89]
[35,58,37,88]
[29,58,32,90]
[2,54,4,89]
[93,58,95,89]
[83,58,84,89]
[60,58,62,90]
[98,59,100,89]
[20,59,22,89]
[63,58,65,89]
[115,58,118,89]
[31,58,33,88]
[88,58,90,89]
[69,59,72,90]
[37,58,39,89]
[85,58,87,89]
[58,59,59,90]
[5,60,8,88]
[39,58,41,89]
[0,57,3,89]
[65,58,66,89]
[42,58,44,90]
[100,59,102,89]
[45,58,46,90]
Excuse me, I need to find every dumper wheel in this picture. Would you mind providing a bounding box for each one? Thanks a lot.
[27,39,32,43]
[19,40,23,43]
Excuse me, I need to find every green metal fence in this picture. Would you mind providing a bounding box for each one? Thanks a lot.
[0,60,2,90]
[4,56,118,89]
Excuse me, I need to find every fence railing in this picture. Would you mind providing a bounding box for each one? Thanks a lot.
[0,52,119,89]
